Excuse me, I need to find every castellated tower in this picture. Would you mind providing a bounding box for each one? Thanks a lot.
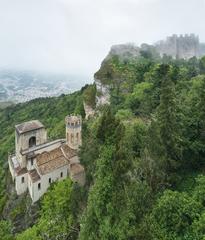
[65,115,82,150]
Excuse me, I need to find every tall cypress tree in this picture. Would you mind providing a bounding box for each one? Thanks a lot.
[79,108,134,240]
[191,76,205,165]
[156,64,181,172]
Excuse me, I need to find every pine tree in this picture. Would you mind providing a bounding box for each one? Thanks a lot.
[156,64,181,172]
[80,109,134,240]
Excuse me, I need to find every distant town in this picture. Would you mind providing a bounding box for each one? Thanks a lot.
[0,70,88,103]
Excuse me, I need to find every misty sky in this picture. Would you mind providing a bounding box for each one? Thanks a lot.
[0,0,205,78]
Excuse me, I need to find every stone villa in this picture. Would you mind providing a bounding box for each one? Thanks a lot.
[8,115,85,203]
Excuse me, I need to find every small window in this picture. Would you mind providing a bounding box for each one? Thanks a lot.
[76,132,79,141]
[38,183,41,190]
[29,136,36,148]
[21,176,24,183]
[60,172,63,178]
[49,178,51,184]
[31,158,34,166]
[71,134,74,143]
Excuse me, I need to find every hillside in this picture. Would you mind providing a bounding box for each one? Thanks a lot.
[1,48,205,239]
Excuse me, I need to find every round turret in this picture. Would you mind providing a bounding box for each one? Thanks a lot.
[65,115,82,149]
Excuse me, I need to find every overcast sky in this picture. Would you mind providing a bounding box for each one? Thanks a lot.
[0,0,205,79]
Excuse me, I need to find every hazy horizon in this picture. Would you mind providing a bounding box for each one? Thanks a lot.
[0,0,205,78]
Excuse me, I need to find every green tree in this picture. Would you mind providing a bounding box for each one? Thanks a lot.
[193,175,205,206]
[83,84,96,109]
[199,56,205,74]
[148,190,202,239]
[74,96,85,118]
[79,145,115,240]
[182,75,205,167]
[80,109,134,240]
[38,179,78,240]
[0,221,13,240]
[16,226,42,240]
[156,65,181,172]
[96,106,120,144]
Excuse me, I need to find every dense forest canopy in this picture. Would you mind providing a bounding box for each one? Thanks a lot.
[1,53,205,239]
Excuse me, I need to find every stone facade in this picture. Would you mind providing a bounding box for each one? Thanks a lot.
[8,115,85,203]
[65,115,82,149]
[155,34,200,59]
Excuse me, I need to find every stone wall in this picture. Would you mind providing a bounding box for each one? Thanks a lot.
[155,34,200,59]
[15,172,28,195]
[16,128,47,168]
[28,165,68,203]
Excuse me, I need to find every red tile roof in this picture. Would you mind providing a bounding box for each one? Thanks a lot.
[28,169,40,183]
[36,145,76,175]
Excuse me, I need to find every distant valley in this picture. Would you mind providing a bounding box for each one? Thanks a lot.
[0,70,89,104]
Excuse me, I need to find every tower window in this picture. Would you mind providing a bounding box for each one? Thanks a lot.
[31,158,34,166]
[76,132,79,141]
[38,183,41,190]
[60,172,63,178]
[29,136,36,148]
[71,134,74,143]
[22,176,24,183]
[49,178,51,184]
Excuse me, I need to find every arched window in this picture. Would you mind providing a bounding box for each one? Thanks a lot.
[29,136,36,148]
[76,132,79,142]
[71,134,74,143]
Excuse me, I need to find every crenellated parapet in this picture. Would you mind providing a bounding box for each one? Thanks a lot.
[65,115,82,149]
[156,34,200,59]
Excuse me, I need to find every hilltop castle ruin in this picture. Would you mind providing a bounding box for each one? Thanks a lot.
[155,34,201,59]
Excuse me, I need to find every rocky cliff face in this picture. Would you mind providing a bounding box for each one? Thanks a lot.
[2,173,40,234]
[88,35,205,111]
[83,102,95,119]
[93,44,140,108]
[105,43,140,62]
[95,79,110,107]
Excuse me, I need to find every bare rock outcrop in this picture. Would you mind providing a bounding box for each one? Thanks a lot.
[83,102,95,119]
